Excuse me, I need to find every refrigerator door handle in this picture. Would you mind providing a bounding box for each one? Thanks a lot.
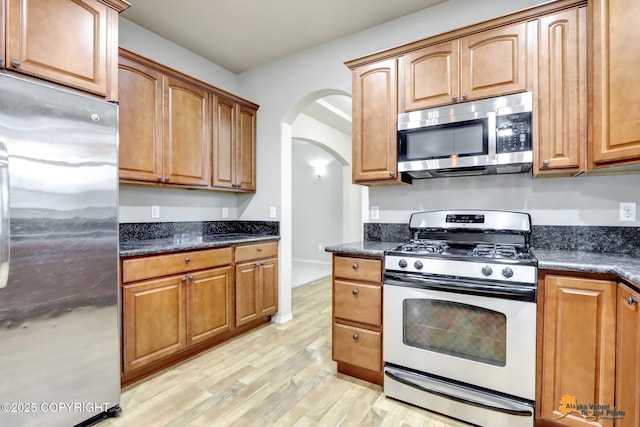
[0,141,9,288]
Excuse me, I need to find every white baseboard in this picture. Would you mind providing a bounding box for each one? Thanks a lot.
[292,258,331,266]
[272,312,293,324]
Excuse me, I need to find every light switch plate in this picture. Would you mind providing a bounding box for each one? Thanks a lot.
[370,206,379,220]
[222,207,228,218]
[151,205,160,219]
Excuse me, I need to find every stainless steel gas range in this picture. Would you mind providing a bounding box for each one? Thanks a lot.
[383,210,537,427]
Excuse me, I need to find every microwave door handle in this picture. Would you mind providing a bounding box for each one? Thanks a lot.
[487,111,496,162]
[0,141,9,289]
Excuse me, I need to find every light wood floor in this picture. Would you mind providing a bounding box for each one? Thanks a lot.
[102,277,471,427]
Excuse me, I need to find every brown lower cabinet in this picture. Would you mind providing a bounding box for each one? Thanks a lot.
[120,241,278,385]
[331,254,383,385]
[235,242,279,326]
[538,272,639,426]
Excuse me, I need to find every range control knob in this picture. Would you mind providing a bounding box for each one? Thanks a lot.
[502,267,514,279]
[481,265,493,276]
[398,259,408,268]
[414,260,424,270]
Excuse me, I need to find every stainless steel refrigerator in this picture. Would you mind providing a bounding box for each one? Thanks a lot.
[0,74,120,426]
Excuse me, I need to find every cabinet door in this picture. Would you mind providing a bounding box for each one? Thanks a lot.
[235,262,259,326]
[1,0,5,70]
[352,58,399,183]
[163,76,211,186]
[536,7,586,174]
[258,258,278,316]
[616,283,640,427]
[236,105,257,192]
[402,40,459,111]
[6,0,109,95]
[590,0,640,167]
[212,96,235,190]
[460,21,529,101]
[187,267,233,346]
[540,275,616,426]
[122,275,187,373]
[118,56,164,183]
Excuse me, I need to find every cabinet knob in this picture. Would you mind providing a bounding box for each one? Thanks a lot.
[389,171,394,177]
[452,95,458,102]
[185,257,191,263]
[157,176,163,182]
[188,275,194,281]
[628,296,638,306]
[352,333,359,341]
[352,263,358,270]
[257,247,263,252]
[181,276,187,283]
[164,176,170,182]
[352,289,359,295]
[256,261,263,266]
[542,160,550,167]
[461,93,468,101]
[11,59,21,68]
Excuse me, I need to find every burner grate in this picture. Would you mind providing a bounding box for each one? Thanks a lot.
[472,244,518,259]
[402,240,449,254]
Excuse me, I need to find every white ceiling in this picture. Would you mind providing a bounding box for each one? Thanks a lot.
[122,0,445,135]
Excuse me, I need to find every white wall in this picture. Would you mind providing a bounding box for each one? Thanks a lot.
[368,173,640,226]
[291,140,343,263]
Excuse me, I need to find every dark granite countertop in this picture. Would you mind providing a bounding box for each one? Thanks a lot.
[120,234,280,258]
[534,249,640,286]
[324,241,640,286]
[324,241,403,257]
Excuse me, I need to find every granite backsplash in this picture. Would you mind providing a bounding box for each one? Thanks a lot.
[120,221,279,241]
[364,223,640,257]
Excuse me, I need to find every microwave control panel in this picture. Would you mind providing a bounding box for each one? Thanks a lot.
[496,112,532,153]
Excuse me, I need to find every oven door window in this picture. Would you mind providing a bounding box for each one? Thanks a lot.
[403,299,506,367]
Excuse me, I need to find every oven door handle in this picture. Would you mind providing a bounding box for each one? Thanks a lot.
[385,367,533,417]
[384,271,536,302]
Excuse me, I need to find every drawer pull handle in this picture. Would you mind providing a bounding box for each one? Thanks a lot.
[185,257,191,263]
[628,296,638,306]
[352,289,358,295]
[257,247,263,252]
[352,333,359,341]
[352,263,358,270]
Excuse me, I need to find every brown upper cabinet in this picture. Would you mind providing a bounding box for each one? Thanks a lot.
[351,58,400,184]
[118,53,210,187]
[2,0,129,100]
[534,6,587,176]
[118,49,258,191]
[589,0,640,169]
[212,97,257,192]
[400,21,531,112]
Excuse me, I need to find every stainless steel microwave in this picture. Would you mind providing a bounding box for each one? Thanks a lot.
[397,92,533,180]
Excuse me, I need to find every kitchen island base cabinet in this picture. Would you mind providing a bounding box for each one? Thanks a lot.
[331,254,383,385]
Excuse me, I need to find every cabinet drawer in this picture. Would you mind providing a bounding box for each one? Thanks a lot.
[235,241,278,263]
[334,256,382,283]
[122,247,232,283]
[334,280,382,326]
[333,323,381,372]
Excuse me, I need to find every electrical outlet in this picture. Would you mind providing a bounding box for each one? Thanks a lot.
[318,244,323,251]
[370,206,379,220]
[269,207,277,218]
[222,207,228,218]
[151,205,160,219]
[620,202,636,222]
